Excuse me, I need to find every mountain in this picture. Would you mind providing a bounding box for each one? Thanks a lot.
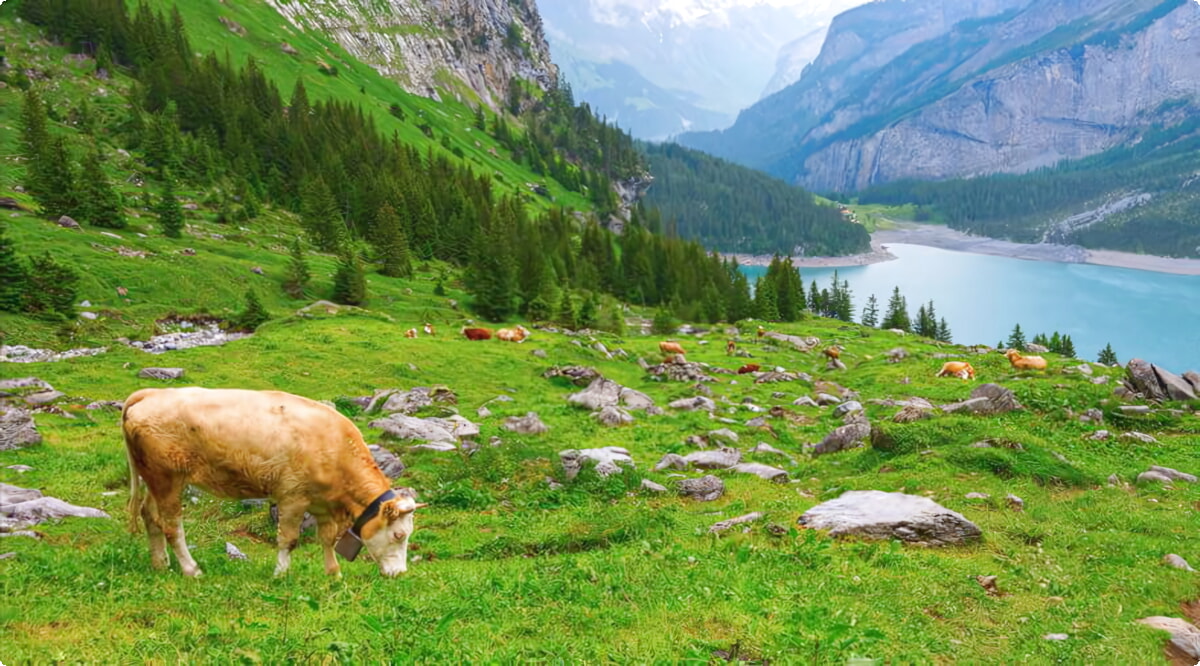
[263,0,559,111]
[540,0,866,140]
[680,0,1200,193]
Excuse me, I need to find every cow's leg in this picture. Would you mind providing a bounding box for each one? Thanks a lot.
[316,515,342,577]
[273,497,308,576]
[152,483,203,577]
[139,494,170,570]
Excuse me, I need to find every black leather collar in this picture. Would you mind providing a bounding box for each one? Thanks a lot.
[350,489,395,537]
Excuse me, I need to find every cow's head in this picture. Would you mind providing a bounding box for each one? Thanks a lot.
[360,488,427,577]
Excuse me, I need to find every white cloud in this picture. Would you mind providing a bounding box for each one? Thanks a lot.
[586,0,863,28]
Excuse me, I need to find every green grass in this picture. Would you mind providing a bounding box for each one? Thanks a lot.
[2,276,1198,662]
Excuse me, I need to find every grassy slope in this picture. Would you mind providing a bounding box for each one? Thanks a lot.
[2,307,1198,662]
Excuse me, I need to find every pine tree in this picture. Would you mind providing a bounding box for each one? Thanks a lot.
[331,246,367,306]
[577,292,599,329]
[464,201,519,321]
[375,203,413,278]
[881,286,911,331]
[1006,323,1027,351]
[300,177,343,252]
[936,317,952,343]
[40,136,80,219]
[282,237,310,299]
[0,221,28,313]
[156,174,184,238]
[23,252,79,320]
[231,287,269,331]
[1060,334,1076,359]
[20,88,53,211]
[1097,343,1119,366]
[860,294,880,328]
[754,276,779,321]
[1046,332,1060,352]
[77,143,125,229]
[554,287,576,329]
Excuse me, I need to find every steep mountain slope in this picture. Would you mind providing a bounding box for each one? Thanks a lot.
[681,0,1200,194]
[264,0,558,111]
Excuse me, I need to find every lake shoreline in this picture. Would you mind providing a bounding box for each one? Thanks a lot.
[726,223,1200,276]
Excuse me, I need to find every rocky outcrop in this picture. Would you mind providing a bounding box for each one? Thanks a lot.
[799,490,982,546]
[1126,359,1197,402]
[560,447,634,480]
[266,0,558,111]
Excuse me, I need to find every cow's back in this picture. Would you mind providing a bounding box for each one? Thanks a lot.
[123,387,367,499]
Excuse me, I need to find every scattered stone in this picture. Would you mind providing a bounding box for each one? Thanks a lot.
[653,453,688,472]
[1,344,107,363]
[893,405,933,423]
[744,416,768,428]
[0,486,110,524]
[280,42,299,55]
[23,390,64,406]
[668,396,716,412]
[816,393,842,406]
[225,542,248,561]
[798,490,982,546]
[1089,430,1111,441]
[366,386,456,415]
[6,465,33,473]
[567,377,621,410]
[1006,494,1025,511]
[545,477,564,490]
[707,428,739,445]
[503,412,548,435]
[1042,634,1069,641]
[678,475,725,502]
[755,371,801,384]
[885,348,907,363]
[1137,466,1197,484]
[965,492,990,499]
[1107,473,1121,486]
[709,512,764,534]
[543,365,599,386]
[762,331,820,352]
[531,349,547,359]
[370,414,477,443]
[647,360,715,383]
[1090,376,1110,385]
[560,447,634,480]
[971,383,1023,414]
[476,406,491,418]
[1119,405,1151,415]
[730,463,788,483]
[56,215,81,229]
[218,15,247,35]
[641,479,668,493]
[367,445,405,479]
[1127,359,1197,402]
[977,575,1002,597]
[825,359,847,372]
[1163,554,1195,572]
[79,311,98,320]
[1079,408,1104,424]
[833,401,863,418]
[0,407,41,451]
[410,442,458,452]
[1121,431,1158,444]
[683,447,742,470]
[619,388,655,410]
[0,552,15,559]
[792,396,819,408]
[813,421,872,456]
[1185,371,1200,395]
[749,442,789,458]
[594,405,634,427]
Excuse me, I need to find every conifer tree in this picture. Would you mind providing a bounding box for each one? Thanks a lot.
[155,174,184,238]
[301,177,343,252]
[39,136,80,219]
[1059,334,1076,359]
[23,252,79,320]
[465,202,518,321]
[331,246,367,306]
[754,275,779,321]
[20,88,52,210]
[1097,343,1119,366]
[1006,323,1027,351]
[578,292,599,329]
[0,222,27,313]
[282,237,310,299]
[554,287,576,329]
[860,294,879,328]
[375,203,413,278]
[881,286,910,331]
[936,317,952,343]
[231,287,269,331]
[914,303,930,337]
[77,143,125,229]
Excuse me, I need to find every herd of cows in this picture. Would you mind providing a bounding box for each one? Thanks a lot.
[119,323,1051,578]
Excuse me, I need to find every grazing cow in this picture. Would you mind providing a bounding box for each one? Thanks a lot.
[725,340,736,356]
[822,346,842,361]
[497,325,530,342]
[936,361,976,380]
[659,341,686,356]
[404,328,418,338]
[1005,349,1047,371]
[423,323,435,336]
[123,388,426,578]
[737,363,761,375]
[462,327,493,341]
[756,326,766,340]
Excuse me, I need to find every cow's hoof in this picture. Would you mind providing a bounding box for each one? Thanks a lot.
[183,568,203,578]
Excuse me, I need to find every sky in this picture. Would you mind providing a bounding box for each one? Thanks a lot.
[585,0,871,28]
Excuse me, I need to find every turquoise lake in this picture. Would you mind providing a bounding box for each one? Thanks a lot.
[741,244,1200,372]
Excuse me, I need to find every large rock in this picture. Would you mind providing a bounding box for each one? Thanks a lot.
[668,396,716,412]
[798,490,982,546]
[683,447,742,470]
[543,365,601,387]
[653,453,688,472]
[1184,371,1200,396]
[24,390,64,406]
[503,412,548,435]
[1137,466,1197,484]
[0,483,43,505]
[709,512,765,534]
[618,387,655,410]
[1126,358,1174,402]
[814,421,872,456]
[0,490,110,523]
[1137,617,1200,662]
[593,406,634,427]
[969,383,1022,414]
[730,463,789,483]
[138,367,185,380]
[647,361,715,383]
[568,377,622,410]
[833,401,864,418]
[367,445,406,479]
[677,475,725,501]
[367,386,456,415]
[560,447,634,480]
[0,377,55,398]
[707,428,739,445]
[370,414,478,443]
[1154,365,1198,401]
[0,408,41,451]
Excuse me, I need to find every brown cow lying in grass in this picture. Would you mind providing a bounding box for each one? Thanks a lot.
[936,361,976,380]
[123,387,426,578]
[497,325,530,342]
[462,327,493,341]
[1005,349,1047,371]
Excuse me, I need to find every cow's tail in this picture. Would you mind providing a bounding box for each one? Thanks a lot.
[122,391,150,534]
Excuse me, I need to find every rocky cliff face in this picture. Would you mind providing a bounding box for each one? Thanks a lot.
[681,0,1200,193]
[265,0,558,110]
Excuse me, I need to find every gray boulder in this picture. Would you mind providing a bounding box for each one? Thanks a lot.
[1137,617,1200,662]
[640,479,668,493]
[0,483,43,505]
[138,367,185,380]
[813,421,872,456]
[594,406,634,427]
[367,445,406,479]
[1126,359,1170,402]
[0,408,41,451]
[1184,371,1200,395]
[653,453,688,472]
[798,490,982,546]
[85,400,124,411]
[560,447,634,480]
[1121,431,1158,444]
[370,414,478,443]
[543,365,600,387]
[749,442,790,458]
[709,512,764,534]
[24,390,64,406]
[683,447,742,470]
[1137,466,1197,484]
[0,377,55,397]
[668,396,716,412]
[1154,365,1197,401]
[792,396,819,408]
[0,493,110,523]
[969,383,1022,414]
[833,401,863,418]
[619,387,655,410]
[225,542,249,561]
[816,393,842,406]
[366,386,457,415]
[504,412,548,435]
[678,475,725,501]
[568,377,622,410]
[730,463,788,483]
[1163,554,1195,572]
[707,428,739,445]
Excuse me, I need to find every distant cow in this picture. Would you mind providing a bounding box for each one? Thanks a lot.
[822,346,842,361]
[756,326,765,340]
[725,340,736,356]
[404,328,418,338]
[423,323,435,336]
[737,363,761,375]
[497,325,529,342]
[659,341,685,356]
[936,361,975,380]
[462,327,493,341]
[123,388,425,578]
[1005,349,1047,371]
